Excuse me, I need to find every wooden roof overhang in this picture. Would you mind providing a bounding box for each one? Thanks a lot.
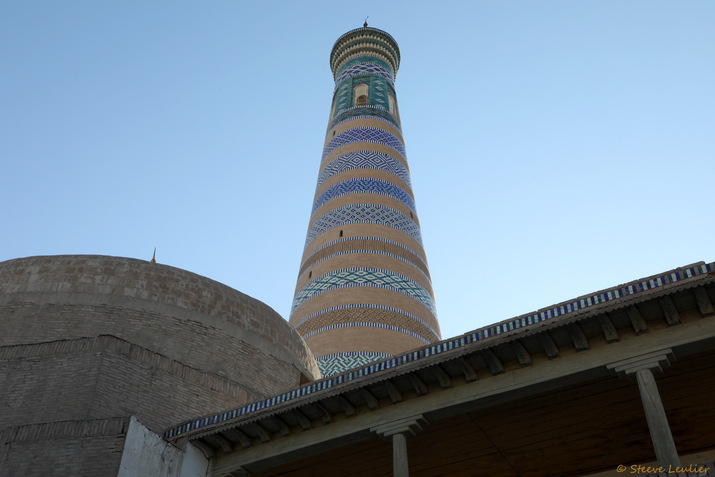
[166,263,715,476]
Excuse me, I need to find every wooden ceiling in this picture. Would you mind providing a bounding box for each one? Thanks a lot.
[249,349,715,477]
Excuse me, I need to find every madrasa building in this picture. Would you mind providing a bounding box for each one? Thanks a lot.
[2,25,715,477]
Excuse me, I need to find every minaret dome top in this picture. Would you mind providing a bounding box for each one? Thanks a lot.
[329,26,401,80]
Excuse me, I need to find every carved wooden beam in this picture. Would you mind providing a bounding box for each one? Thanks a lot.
[359,388,379,410]
[206,433,233,453]
[253,422,271,443]
[482,350,504,375]
[407,373,428,396]
[334,396,356,417]
[511,340,532,366]
[431,365,452,389]
[627,306,648,335]
[597,314,620,343]
[694,288,715,317]
[192,439,216,458]
[567,324,589,351]
[456,357,478,382]
[659,296,681,326]
[273,416,291,437]
[223,428,251,449]
[314,403,333,424]
[292,409,312,431]
[383,379,404,403]
[538,332,560,359]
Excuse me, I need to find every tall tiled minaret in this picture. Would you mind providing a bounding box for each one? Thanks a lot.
[290,25,441,376]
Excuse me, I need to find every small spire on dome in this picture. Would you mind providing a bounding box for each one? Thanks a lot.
[363,16,369,28]
[150,247,156,263]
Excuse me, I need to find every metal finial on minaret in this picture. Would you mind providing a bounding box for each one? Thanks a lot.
[363,16,368,27]
[291,27,439,377]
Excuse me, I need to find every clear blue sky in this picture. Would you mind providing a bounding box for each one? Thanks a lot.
[2,1,713,340]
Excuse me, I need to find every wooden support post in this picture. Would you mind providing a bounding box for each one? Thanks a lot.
[371,415,428,477]
[635,368,681,468]
[607,349,680,468]
[393,432,409,477]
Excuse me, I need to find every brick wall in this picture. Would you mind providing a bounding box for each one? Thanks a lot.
[0,255,321,475]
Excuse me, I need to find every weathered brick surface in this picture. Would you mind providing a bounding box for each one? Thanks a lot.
[0,417,128,477]
[0,336,264,432]
[0,255,319,381]
[0,255,321,475]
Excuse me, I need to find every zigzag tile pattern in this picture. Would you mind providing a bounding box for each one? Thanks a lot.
[329,107,399,131]
[316,352,391,377]
[316,151,411,189]
[322,127,405,161]
[295,306,439,342]
[290,267,437,317]
[311,177,415,216]
[329,114,401,134]
[334,61,394,89]
[304,204,423,248]
[293,303,436,334]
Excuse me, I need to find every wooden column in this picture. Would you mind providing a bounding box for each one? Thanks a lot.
[607,349,680,468]
[371,415,428,477]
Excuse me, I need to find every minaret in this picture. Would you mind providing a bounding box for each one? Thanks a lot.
[290,25,441,376]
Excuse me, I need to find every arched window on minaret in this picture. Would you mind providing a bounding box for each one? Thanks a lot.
[353,83,368,106]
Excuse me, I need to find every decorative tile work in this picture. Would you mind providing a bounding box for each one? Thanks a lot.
[166,261,715,440]
[293,303,437,336]
[329,114,402,134]
[329,106,399,131]
[322,127,405,161]
[330,28,400,80]
[298,246,430,285]
[290,267,436,317]
[335,61,394,89]
[299,237,428,278]
[303,322,430,344]
[304,204,423,248]
[311,177,416,216]
[334,81,352,115]
[295,306,439,342]
[316,151,411,190]
[371,78,390,111]
[317,352,392,377]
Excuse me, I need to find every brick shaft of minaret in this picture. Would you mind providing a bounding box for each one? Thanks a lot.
[290,27,441,376]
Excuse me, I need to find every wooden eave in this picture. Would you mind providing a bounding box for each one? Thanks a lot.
[169,272,715,475]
